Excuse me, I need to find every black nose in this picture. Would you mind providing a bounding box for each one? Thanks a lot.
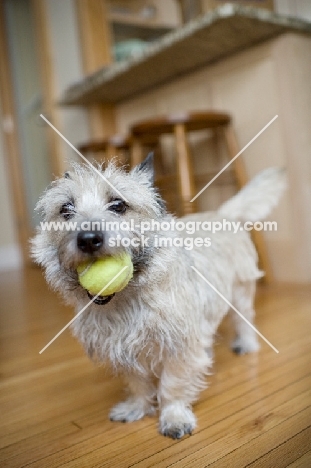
[77,231,104,253]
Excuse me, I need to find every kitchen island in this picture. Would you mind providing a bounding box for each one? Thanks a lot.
[61,4,311,283]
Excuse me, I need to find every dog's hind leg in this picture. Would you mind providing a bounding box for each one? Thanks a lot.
[109,373,156,423]
[230,280,260,355]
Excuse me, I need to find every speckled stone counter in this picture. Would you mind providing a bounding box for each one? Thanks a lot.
[60,4,311,105]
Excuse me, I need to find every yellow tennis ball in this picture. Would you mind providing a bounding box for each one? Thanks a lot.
[77,254,133,296]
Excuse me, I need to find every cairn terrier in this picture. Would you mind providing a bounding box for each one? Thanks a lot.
[32,154,285,439]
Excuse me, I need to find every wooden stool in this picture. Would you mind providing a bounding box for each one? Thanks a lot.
[79,133,161,167]
[78,135,131,165]
[130,111,273,282]
[130,112,249,213]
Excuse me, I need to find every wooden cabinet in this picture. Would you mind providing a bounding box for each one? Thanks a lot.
[107,0,181,61]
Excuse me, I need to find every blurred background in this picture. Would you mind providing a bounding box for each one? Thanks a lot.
[1,3,311,466]
[0,0,310,283]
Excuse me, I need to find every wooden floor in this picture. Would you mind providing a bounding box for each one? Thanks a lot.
[0,267,310,468]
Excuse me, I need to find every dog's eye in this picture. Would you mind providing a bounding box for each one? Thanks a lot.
[108,199,127,214]
[60,202,75,220]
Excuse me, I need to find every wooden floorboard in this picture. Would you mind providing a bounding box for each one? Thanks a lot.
[287,451,311,468]
[0,268,310,467]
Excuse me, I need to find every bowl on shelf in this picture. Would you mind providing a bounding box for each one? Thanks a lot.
[113,39,150,62]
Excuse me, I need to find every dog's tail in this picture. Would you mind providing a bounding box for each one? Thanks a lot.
[218,167,286,221]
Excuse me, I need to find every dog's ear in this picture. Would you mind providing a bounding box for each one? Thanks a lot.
[133,152,154,184]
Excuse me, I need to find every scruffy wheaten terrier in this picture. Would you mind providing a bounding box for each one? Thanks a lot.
[32,155,285,439]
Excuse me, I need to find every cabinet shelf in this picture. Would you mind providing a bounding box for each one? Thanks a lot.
[110,11,176,29]
[111,18,174,41]
[108,1,180,40]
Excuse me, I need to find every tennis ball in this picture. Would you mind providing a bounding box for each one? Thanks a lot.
[77,253,133,296]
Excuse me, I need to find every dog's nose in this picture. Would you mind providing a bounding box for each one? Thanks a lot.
[77,231,104,253]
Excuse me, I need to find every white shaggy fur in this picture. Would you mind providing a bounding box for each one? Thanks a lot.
[31,159,285,439]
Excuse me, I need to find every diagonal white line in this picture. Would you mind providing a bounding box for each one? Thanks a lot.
[40,114,128,202]
[191,266,279,353]
[190,115,278,202]
[39,266,129,354]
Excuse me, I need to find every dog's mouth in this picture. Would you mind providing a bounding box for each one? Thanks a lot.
[86,291,115,305]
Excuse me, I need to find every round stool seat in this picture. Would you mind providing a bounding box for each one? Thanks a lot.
[131,112,231,136]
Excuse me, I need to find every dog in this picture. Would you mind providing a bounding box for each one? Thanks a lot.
[31,154,286,439]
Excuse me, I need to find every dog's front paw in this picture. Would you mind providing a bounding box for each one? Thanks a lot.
[159,403,196,439]
[109,397,155,423]
[231,334,260,355]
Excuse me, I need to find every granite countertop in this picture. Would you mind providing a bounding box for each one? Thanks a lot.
[60,3,311,106]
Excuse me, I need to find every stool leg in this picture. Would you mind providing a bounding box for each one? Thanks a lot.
[222,124,274,284]
[131,138,144,168]
[174,123,198,215]
[106,144,116,163]
[222,124,248,188]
